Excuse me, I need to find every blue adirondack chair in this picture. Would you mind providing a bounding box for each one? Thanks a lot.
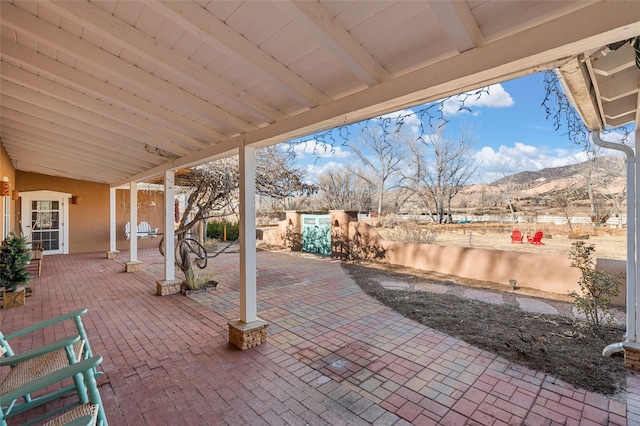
[0,309,103,422]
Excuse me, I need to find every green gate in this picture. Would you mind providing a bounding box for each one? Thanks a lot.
[301,214,331,255]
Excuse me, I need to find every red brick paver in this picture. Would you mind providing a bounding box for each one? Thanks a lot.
[1,249,634,425]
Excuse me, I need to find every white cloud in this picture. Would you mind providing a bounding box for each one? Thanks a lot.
[473,142,588,183]
[304,161,346,184]
[293,141,351,159]
[443,84,515,117]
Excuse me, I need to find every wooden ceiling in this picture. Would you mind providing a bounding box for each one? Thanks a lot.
[559,39,640,131]
[2,1,639,186]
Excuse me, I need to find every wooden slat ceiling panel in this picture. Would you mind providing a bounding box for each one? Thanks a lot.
[1,0,638,185]
[356,3,433,58]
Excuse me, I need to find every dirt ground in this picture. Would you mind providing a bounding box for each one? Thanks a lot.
[376,223,627,260]
[341,261,629,398]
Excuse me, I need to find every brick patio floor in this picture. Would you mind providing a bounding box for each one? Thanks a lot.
[2,249,639,425]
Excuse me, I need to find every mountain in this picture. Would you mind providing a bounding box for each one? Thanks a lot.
[491,156,623,187]
[455,156,625,211]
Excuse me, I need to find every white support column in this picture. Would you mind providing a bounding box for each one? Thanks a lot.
[130,182,138,260]
[627,126,640,343]
[228,144,268,350]
[106,187,119,259]
[156,170,182,295]
[125,182,142,272]
[627,155,636,343]
[164,171,175,281]
[623,128,640,368]
[239,145,257,323]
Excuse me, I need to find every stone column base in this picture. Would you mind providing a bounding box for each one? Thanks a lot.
[124,260,142,272]
[624,342,640,370]
[156,279,182,296]
[106,250,120,259]
[228,319,268,350]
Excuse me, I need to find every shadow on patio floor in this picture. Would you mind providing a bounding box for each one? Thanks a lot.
[1,248,637,425]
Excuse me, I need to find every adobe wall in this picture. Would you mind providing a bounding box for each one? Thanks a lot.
[330,210,358,259]
[17,171,111,253]
[16,172,165,253]
[349,221,627,305]
[0,144,16,235]
[115,189,165,251]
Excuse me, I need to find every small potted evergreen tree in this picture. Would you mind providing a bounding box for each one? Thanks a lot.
[0,233,31,308]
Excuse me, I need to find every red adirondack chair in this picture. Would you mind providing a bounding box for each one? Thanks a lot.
[527,231,545,245]
[511,230,523,244]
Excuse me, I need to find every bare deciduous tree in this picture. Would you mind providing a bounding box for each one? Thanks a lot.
[553,192,577,231]
[256,145,317,211]
[596,156,626,229]
[349,126,406,216]
[403,124,477,223]
[316,164,376,211]
[166,149,316,285]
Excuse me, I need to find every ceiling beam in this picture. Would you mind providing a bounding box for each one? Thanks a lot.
[558,57,603,130]
[592,42,636,76]
[0,103,170,163]
[428,0,485,52]
[147,1,330,107]
[1,2,255,133]
[1,111,161,167]
[2,132,143,176]
[115,0,640,186]
[598,71,640,102]
[3,146,128,183]
[1,120,158,171]
[602,95,638,120]
[10,162,122,183]
[274,1,390,86]
[1,62,210,151]
[46,0,285,124]
[0,42,226,142]
[1,80,196,157]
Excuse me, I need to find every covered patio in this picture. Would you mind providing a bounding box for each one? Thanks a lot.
[2,1,640,424]
[2,250,637,425]
[2,0,640,350]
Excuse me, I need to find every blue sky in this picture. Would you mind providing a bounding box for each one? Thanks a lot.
[289,71,631,184]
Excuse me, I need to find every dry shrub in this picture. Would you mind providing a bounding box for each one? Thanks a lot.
[378,214,401,228]
[568,230,590,240]
[377,221,437,244]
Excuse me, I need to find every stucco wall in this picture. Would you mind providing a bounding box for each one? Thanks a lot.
[0,144,16,236]
[114,189,165,251]
[15,172,165,253]
[330,210,358,259]
[349,222,627,305]
[17,171,111,253]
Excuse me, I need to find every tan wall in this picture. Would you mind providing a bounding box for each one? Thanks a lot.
[349,222,627,304]
[17,171,111,253]
[330,210,357,259]
[16,172,165,253]
[0,144,16,236]
[115,189,165,250]
[257,212,303,249]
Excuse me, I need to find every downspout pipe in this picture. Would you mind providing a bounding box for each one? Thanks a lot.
[592,132,636,356]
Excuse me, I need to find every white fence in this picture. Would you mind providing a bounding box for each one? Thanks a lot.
[394,213,626,226]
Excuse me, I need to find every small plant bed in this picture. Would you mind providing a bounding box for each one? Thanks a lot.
[180,280,218,296]
[342,262,628,397]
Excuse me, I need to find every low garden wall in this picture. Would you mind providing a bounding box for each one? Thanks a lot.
[257,211,627,306]
[349,222,626,305]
